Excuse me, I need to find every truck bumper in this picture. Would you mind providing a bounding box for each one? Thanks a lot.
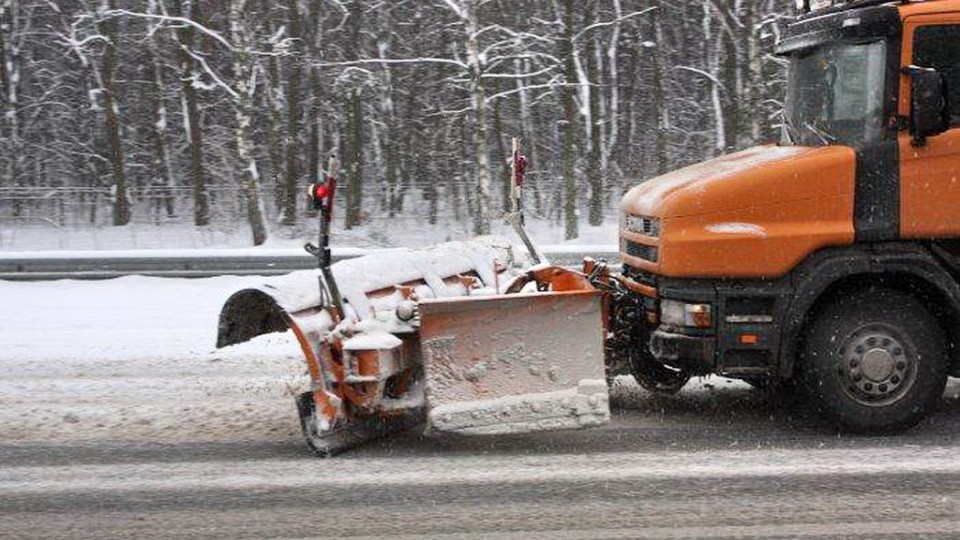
[649,329,716,374]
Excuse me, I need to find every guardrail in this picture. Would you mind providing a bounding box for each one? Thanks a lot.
[0,246,620,281]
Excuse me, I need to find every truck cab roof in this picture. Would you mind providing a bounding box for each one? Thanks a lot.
[798,0,959,20]
[899,0,960,17]
[779,3,901,54]
[781,0,960,54]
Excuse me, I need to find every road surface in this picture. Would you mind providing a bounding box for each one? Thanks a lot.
[2,379,960,539]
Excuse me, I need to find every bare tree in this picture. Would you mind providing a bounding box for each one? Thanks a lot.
[170,0,210,227]
[230,0,266,245]
[0,0,22,214]
[342,1,364,230]
[97,0,130,226]
[145,0,177,218]
[280,0,302,227]
[561,0,579,240]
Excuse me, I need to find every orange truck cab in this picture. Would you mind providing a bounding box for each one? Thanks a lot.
[617,0,960,432]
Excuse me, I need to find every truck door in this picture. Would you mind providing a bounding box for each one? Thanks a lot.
[900,19,960,239]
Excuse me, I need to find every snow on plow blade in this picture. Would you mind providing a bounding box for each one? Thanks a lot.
[419,290,609,435]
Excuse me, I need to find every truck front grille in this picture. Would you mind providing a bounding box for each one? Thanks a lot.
[623,214,662,238]
[622,239,659,263]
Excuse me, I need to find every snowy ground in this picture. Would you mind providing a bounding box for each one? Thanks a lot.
[0,217,621,252]
[0,276,309,444]
[0,275,745,446]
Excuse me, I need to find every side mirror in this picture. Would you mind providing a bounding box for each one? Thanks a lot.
[905,66,949,145]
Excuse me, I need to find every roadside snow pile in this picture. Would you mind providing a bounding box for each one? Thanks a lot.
[0,275,309,443]
[0,275,302,362]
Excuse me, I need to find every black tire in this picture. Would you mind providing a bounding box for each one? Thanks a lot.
[296,392,425,457]
[740,377,771,390]
[632,363,691,395]
[740,377,799,395]
[296,392,336,457]
[801,287,948,433]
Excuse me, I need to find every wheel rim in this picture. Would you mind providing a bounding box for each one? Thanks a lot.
[836,324,918,407]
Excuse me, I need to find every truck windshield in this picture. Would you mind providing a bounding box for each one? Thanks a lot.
[783,40,887,148]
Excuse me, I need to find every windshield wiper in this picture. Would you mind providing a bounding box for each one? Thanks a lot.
[803,121,837,146]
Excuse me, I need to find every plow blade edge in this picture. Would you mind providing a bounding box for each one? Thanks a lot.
[419,290,609,435]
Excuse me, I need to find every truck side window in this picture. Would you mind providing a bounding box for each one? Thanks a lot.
[914,25,960,126]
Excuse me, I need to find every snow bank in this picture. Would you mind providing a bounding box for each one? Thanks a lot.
[0,275,301,362]
[0,238,527,444]
[0,275,309,444]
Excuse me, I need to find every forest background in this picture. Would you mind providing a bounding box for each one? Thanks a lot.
[0,0,792,248]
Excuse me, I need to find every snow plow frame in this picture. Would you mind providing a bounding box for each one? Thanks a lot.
[216,240,617,456]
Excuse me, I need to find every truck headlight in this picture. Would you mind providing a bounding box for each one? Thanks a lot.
[660,300,713,329]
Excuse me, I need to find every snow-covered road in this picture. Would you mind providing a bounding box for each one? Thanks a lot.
[0,275,744,445]
[6,445,960,494]
[3,276,960,539]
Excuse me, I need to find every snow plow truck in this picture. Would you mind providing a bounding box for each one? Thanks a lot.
[218,0,960,455]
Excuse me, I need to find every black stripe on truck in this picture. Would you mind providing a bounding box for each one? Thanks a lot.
[854,141,900,242]
[853,28,903,243]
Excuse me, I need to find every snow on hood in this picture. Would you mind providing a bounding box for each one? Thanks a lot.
[620,145,853,220]
[705,222,768,237]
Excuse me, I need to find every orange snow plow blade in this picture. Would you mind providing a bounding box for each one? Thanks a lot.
[216,238,614,454]
[419,290,609,435]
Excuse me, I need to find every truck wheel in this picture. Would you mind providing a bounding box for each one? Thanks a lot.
[295,392,425,457]
[632,362,691,395]
[295,392,337,457]
[801,288,948,433]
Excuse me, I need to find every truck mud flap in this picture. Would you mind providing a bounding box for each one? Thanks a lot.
[418,290,609,435]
